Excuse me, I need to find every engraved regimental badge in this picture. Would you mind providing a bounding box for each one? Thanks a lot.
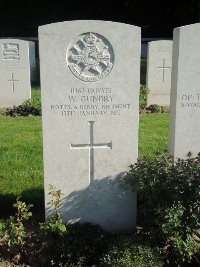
[2,43,20,60]
[67,32,114,82]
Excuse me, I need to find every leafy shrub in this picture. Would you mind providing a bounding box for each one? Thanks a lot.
[1,197,33,248]
[0,108,7,116]
[161,105,170,113]
[140,58,147,85]
[39,222,110,266]
[38,185,109,266]
[4,88,41,116]
[125,151,200,265]
[59,222,110,267]
[139,84,149,109]
[41,184,160,267]
[3,176,199,266]
[100,235,163,267]
[146,104,161,113]
[40,184,66,236]
[8,99,41,117]
[38,185,67,265]
[0,197,33,264]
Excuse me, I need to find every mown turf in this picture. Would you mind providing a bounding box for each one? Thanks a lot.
[139,113,169,157]
[0,116,43,214]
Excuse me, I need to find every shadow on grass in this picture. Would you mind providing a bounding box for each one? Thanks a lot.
[0,188,44,218]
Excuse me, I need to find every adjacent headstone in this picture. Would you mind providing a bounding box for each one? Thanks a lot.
[146,40,173,106]
[39,20,140,232]
[28,41,36,83]
[168,23,200,159]
[0,39,31,107]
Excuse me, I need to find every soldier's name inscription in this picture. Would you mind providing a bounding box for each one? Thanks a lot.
[50,87,131,117]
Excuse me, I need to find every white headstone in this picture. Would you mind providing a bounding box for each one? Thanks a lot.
[0,39,31,107]
[28,41,36,83]
[146,40,173,106]
[39,20,140,232]
[168,23,200,159]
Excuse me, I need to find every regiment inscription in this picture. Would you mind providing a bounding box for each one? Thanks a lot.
[50,87,131,117]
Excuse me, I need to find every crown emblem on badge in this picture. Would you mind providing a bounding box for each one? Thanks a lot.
[67,32,114,82]
[83,33,97,45]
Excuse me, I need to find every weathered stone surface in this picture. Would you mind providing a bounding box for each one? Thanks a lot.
[146,40,173,106]
[39,20,140,232]
[168,23,200,159]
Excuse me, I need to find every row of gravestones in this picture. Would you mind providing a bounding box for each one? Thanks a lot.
[1,21,200,232]
[40,21,200,232]
[0,39,35,107]
[0,37,176,109]
[147,37,199,109]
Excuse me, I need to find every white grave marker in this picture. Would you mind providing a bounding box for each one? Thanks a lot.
[168,23,200,159]
[146,40,173,106]
[39,20,140,232]
[0,39,31,107]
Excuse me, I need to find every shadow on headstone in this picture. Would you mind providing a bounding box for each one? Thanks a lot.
[46,172,136,233]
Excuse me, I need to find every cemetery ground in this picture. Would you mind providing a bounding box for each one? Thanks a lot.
[0,88,199,266]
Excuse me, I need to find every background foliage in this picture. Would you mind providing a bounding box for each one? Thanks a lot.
[126,152,200,265]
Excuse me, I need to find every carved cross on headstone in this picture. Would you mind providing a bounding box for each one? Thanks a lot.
[157,58,171,83]
[70,121,112,184]
[7,73,19,93]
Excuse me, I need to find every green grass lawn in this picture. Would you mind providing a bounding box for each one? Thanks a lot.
[0,116,43,214]
[0,112,169,215]
[139,113,169,157]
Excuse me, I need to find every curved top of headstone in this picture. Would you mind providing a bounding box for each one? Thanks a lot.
[0,38,27,41]
[38,20,140,33]
[39,20,141,83]
[0,38,29,43]
[148,40,173,46]
[0,38,29,44]
[174,22,200,31]
[0,38,29,65]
